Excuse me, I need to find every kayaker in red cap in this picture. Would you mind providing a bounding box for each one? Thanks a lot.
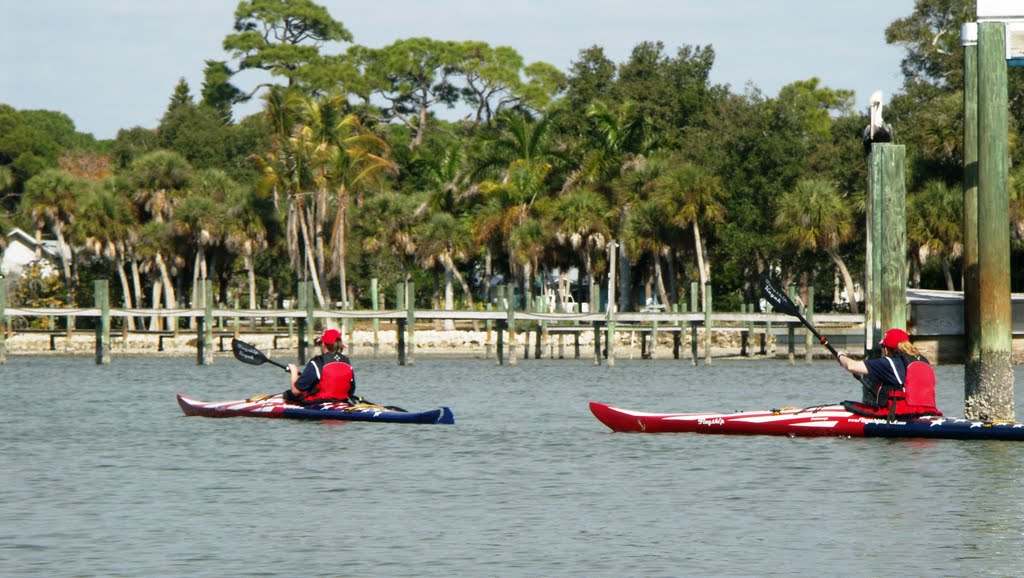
[284,327,356,404]
[837,328,942,420]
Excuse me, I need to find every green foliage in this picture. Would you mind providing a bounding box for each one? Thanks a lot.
[884,0,973,87]
[224,0,352,92]
[201,60,242,122]
[0,105,97,210]
[111,127,160,169]
[9,262,69,312]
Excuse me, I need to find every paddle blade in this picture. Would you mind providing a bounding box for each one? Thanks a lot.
[759,274,800,316]
[232,338,269,366]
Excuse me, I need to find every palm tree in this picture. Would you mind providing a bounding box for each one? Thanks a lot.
[907,180,963,290]
[552,187,611,308]
[174,184,227,314]
[774,178,858,312]
[77,180,140,329]
[322,113,397,307]
[20,168,85,286]
[473,111,565,301]
[254,123,329,305]
[413,142,479,323]
[223,187,270,311]
[567,101,650,310]
[129,150,194,321]
[135,220,176,329]
[656,162,728,310]
[358,190,423,279]
[475,159,552,299]
[416,212,476,328]
[623,196,675,308]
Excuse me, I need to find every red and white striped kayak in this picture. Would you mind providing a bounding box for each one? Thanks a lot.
[589,401,1024,440]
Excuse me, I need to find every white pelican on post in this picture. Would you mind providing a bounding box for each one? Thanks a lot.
[862,90,892,154]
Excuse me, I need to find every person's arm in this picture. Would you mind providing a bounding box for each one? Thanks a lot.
[290,361,319,396]
[837,352,869,376]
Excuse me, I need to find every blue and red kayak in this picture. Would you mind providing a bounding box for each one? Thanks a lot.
[177,393,454,424]
[589,402,1024,440]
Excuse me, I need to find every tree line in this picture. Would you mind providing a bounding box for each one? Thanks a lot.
[1,0,1022,327]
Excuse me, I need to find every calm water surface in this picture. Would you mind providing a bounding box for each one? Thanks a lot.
[3,354,1024,577]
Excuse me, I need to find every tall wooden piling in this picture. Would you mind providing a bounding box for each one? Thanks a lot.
[869,143,908,337]
[0,277,6,364]
[505,284,517,366]
[406,281,416,366]
[787,284,797,366]
[606,242,618,367]
[396,282,406,366]
[804,287,814,365]
[297,281,309,364]
[968,21,1014,421]
[370,278,380,357]
[689,281,699,365]
[703,283,712,366]
[94,279,111,365]
[199,279,213,366]
[962,22,982,399]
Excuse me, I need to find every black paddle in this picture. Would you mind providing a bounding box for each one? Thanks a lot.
[232,338,291,372]
[760,274,876,396]
[230,338,407,412]
[759,274,840,359]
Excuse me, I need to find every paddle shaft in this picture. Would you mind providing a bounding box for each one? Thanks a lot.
[759,275,840,359]
[760,275,874,393]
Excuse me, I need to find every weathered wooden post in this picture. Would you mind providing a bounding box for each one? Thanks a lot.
[296,280,308,364]
[592,286,602,366]
[94,279,111,365]
[485,301,494,359]
[506,284,517,366]
[740,303,749,357]
[703,282,712,366]
[870,143,908,337]
[496,318,506,366]
[673,303,682,359]
[606,241,618,367]
[199,279,213,366]
[495,286,505,365]
[406,280,415,366]
[0,276,6,364]
[396,282,406,366]
[961,22,982,392]
[804,286,814,366]
[968,19,1014,421]
[537,296,548,359]
[788,284,797,366]
[371,278,380,358]
[232,297,240,340]
[690,281,699,365]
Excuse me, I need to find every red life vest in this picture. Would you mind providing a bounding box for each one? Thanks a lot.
[303,354,354,402]
[844,355,941,420]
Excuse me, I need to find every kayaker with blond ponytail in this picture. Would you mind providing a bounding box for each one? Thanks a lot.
[837,328,942,420]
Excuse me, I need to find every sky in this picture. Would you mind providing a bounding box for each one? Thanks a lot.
[1,0,916,140]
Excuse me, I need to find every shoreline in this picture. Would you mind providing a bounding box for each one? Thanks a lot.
[1,328,781,361]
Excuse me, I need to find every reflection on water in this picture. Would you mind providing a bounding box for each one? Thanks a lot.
[2,357,1023,577]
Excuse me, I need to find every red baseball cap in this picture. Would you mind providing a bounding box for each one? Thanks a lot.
[315,328,342,347]
[880,328,909,349]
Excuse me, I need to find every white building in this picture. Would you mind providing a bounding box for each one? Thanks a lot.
[1,227,61,281]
